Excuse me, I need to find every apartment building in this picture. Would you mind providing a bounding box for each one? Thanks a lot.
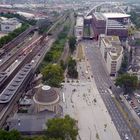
[99,35,123,76]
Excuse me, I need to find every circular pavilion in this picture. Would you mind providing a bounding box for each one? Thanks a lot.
[33,85,60,113]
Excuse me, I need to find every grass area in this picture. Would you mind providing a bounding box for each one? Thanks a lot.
[77,44,85,61]
[112,97,140,139]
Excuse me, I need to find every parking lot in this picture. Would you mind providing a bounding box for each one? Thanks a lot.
[124,93,140,118]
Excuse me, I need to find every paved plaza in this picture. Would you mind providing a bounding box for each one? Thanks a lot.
[61,51,121,140]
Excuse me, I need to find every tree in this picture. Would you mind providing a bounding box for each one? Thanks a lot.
[0,129,21,140]
[46,115,78,140]
[67,58,78,79]
[41,64,64,87]
[115,73,138,94]
[68,36,76,53]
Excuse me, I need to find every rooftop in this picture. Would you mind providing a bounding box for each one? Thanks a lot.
[93,12,105,20]
[102,13,130,19]
[102,36,123,60]
[76,16,84,27]
[1,18,20,25]
[33,85,59,105]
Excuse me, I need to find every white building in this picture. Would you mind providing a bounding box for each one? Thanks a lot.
[75,16,84,41]
[99,35,123,77]
[1,18,22,33]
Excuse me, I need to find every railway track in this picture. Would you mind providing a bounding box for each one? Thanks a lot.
[1,26,37,54]
[0,35,43,92]
[0,35,48,127]
[0,14,67,128]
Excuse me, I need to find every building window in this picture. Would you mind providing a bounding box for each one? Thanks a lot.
[5,26,10,29]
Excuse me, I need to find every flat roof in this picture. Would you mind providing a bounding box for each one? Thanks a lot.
[93,13,105,20]
[76,16,84,27]
[102,36,123,60]
[102,13,130,19]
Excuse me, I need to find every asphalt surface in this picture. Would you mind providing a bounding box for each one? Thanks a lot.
[82,40,135,140]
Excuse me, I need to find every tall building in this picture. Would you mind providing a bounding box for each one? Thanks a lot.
[99,35,123,77]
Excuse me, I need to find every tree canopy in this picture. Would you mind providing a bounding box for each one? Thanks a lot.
[0,129,21,140]
[115,73,138,94]
[46,115,78,140]
[67,58,78,79]
[68,36,76,53]
[41,64,64,87]
[0,115,78,140]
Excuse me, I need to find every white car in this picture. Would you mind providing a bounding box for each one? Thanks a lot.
[125,134,129,140]
[134,93,140,98]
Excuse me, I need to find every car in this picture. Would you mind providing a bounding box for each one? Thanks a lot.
[126,96,131,101]
[137,112,140,116]
[138,99,140,104]
[134,93,140,98]
[134,106,138,110]
[124,94,128,97]
[135,109,140,113]
[125,134,129,140]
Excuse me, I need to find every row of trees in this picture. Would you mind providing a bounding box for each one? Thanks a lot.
[0,23,29,48]
[0,115,78,140]
[67,58,78,79]
[40,18,71,87]
[116,73,138,94]
[68,36,76,53]
[44,25,69,64]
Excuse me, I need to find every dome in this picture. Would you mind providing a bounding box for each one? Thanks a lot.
[33,85,59,105]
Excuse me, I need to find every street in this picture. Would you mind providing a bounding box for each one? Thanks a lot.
[81,40,135,140]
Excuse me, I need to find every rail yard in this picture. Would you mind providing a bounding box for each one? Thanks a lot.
[0,13,68,128]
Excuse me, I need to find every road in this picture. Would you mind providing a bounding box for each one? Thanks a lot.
[81,40,135,140]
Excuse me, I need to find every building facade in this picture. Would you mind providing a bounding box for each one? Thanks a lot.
[99,35,123,76]
[92,12,130,41]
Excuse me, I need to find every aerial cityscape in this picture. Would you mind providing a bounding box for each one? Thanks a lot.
[0,0,140,140]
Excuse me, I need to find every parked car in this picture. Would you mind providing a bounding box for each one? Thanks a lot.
[134,93,140,98]
[135,109,140,113]
[137,99,140,104]
[134,106,138,110]
[124,133,129,140]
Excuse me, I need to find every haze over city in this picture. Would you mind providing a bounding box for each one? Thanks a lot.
[0,0,140,140]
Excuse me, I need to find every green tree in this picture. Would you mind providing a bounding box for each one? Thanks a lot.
[115,73,138,94]
[69,36,76,53]
[0,129,21,140]
[46,115,78,140]
[41,64,64,87]
[67,58,78,79]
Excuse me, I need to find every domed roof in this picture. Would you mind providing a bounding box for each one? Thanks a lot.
[33,85,59,105]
